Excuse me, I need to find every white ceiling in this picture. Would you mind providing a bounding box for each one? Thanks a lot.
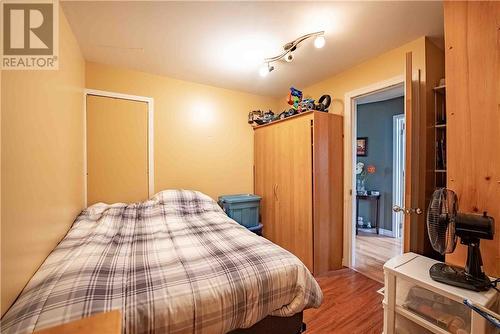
[62,1,444,97]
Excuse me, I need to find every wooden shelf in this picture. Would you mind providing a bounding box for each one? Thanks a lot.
[434,83,447,189]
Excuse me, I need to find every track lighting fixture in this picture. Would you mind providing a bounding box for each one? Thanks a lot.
[258,31,325,77]
[284,52,294,62]
[259,63,274,77]
[314,35,326,49]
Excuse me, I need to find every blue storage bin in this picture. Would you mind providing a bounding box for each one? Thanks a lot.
[218,194,261,228]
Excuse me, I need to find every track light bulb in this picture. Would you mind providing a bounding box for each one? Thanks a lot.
[259,63,274,77]
[314,35,326,49]
[285,52,294,62]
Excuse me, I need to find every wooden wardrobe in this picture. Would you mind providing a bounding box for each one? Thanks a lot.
[254,111,343,275]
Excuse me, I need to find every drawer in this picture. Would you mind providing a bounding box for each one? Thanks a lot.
[394,276,471,334]
[395,312,434,334]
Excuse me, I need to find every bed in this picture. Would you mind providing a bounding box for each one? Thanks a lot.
[1,190,322,333]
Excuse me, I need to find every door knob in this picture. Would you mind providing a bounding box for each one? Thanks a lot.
[393,205,423,215]
[393,205,409,214]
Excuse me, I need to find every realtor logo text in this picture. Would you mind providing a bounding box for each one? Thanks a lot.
[1,0,59,70]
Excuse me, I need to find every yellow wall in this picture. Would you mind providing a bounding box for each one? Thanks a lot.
[1,8,85,315]
[278,37,427,115]
[86,62,278,201]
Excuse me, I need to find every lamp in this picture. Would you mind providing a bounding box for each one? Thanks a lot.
[259,63,274,77]
[258,31,325,77]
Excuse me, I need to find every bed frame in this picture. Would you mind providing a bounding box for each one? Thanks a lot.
[229,312,305,334]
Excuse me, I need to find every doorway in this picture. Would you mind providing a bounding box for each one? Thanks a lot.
[352,85,404,282]
[342,75,407,283]
[84,89,154,206]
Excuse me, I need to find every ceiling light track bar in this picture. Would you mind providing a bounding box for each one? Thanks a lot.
[263,31,325,64]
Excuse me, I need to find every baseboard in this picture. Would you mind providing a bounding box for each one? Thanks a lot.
[379,228,394,237]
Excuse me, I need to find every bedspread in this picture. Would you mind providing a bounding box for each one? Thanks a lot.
[1,190,322,333]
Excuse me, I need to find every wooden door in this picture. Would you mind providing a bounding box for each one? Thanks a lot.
[254,115,314,272]
[403,52,438,257]
[86,95,149,205]
[273,117,314,271]
[402,52,413,253]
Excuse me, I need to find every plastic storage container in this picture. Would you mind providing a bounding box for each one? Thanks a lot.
[218,194,261,228]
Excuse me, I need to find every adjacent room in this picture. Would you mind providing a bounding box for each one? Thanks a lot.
[1,1,499,334]
[353,87,405,283]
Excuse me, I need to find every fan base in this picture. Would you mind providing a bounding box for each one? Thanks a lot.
[429,263,491,292]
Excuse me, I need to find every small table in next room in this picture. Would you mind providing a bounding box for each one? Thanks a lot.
[356,193,381,235]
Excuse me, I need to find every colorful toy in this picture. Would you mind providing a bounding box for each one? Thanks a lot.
[299,98,315,112]
[287,87,303,110]
[248,110,276,125]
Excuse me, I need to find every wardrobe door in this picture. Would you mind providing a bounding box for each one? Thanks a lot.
[274,117,314,271]
[254,125,278,243]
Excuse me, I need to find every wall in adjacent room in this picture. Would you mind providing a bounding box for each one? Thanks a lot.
[356,97,404,233]
[1,8,86,315]
[86,62,279,201]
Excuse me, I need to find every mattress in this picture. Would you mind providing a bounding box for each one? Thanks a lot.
[1,190,322,333]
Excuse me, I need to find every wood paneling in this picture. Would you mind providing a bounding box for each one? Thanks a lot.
[254,111,343,275]
[86,95,149,205]
[444,1,500,276]
[304,268,384,334]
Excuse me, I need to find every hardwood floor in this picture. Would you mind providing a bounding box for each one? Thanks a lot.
[353,231,402,283]
[304,268,384,334]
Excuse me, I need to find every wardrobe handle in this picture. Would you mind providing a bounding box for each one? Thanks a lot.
[273,184,279,201]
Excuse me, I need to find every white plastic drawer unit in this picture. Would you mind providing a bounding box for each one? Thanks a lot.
[383,253,499,334]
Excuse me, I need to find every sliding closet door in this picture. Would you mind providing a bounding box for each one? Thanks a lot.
[86,95,149,205]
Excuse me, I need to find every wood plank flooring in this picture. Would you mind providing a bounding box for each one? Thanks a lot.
[304,268,384,334]
[353,231,402,283]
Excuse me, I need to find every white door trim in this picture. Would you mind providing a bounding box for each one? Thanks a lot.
[343,75,404,268]
[392,114,405,240]
[83,89,155,207]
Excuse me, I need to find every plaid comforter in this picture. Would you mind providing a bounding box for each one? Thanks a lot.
[1,190,322,333]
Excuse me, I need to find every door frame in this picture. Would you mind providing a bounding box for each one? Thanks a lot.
[83,89,155,207]
[343,75,404,268]
[392,114,405,239]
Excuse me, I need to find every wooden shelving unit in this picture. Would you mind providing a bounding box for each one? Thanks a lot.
[433,84,447,189]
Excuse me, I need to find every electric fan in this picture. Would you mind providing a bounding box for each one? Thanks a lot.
[426,188,495,291]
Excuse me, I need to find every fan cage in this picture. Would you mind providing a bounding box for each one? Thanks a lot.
[427,188,458,255]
